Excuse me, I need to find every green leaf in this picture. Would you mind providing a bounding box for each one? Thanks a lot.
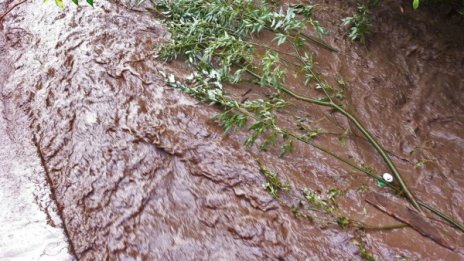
[377,179,386,187]
[55,0,64,8]
[72,0,79,5]
[86,0,94,7]
[413,0,420,9]
[273,33,287,46]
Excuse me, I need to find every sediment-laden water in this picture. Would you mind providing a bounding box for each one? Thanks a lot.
[1,0,463,260]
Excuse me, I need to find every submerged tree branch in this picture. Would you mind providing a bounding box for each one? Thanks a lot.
[154,0,464,234]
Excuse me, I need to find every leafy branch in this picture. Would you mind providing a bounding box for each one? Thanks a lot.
[153,0,464,232]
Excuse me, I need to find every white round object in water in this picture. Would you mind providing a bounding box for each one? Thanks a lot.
[382,173,394,183]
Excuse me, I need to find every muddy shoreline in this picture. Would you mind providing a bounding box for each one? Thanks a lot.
[0,7,71,258]
[1,0,463,260]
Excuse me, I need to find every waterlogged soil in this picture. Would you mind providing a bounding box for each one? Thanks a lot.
[0,0,463,260]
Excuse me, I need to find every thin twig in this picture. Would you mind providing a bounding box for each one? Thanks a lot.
[358,223,408,230]
[291,45,421,211]
[281,128,464,232]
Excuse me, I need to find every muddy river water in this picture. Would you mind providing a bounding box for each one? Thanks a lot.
[0,0,463,260]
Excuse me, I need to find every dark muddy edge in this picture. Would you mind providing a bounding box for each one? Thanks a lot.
[32,135,78,260]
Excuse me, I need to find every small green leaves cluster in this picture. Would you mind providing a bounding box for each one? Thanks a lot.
[303,188,340,214]
[257,160,291,198]
[160,69,291,154]
[50,0,93,8]
[342,5,371,43]
[292,187,355,230]
[336,215,351,228]
[355,240,376,261]
[295,119,321,141]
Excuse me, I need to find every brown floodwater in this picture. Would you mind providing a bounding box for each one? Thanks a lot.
[0,0,463,260]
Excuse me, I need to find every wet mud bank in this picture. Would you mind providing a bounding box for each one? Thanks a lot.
[0,95,71,261]
[0,5,71,259]
[0,0,463,260]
